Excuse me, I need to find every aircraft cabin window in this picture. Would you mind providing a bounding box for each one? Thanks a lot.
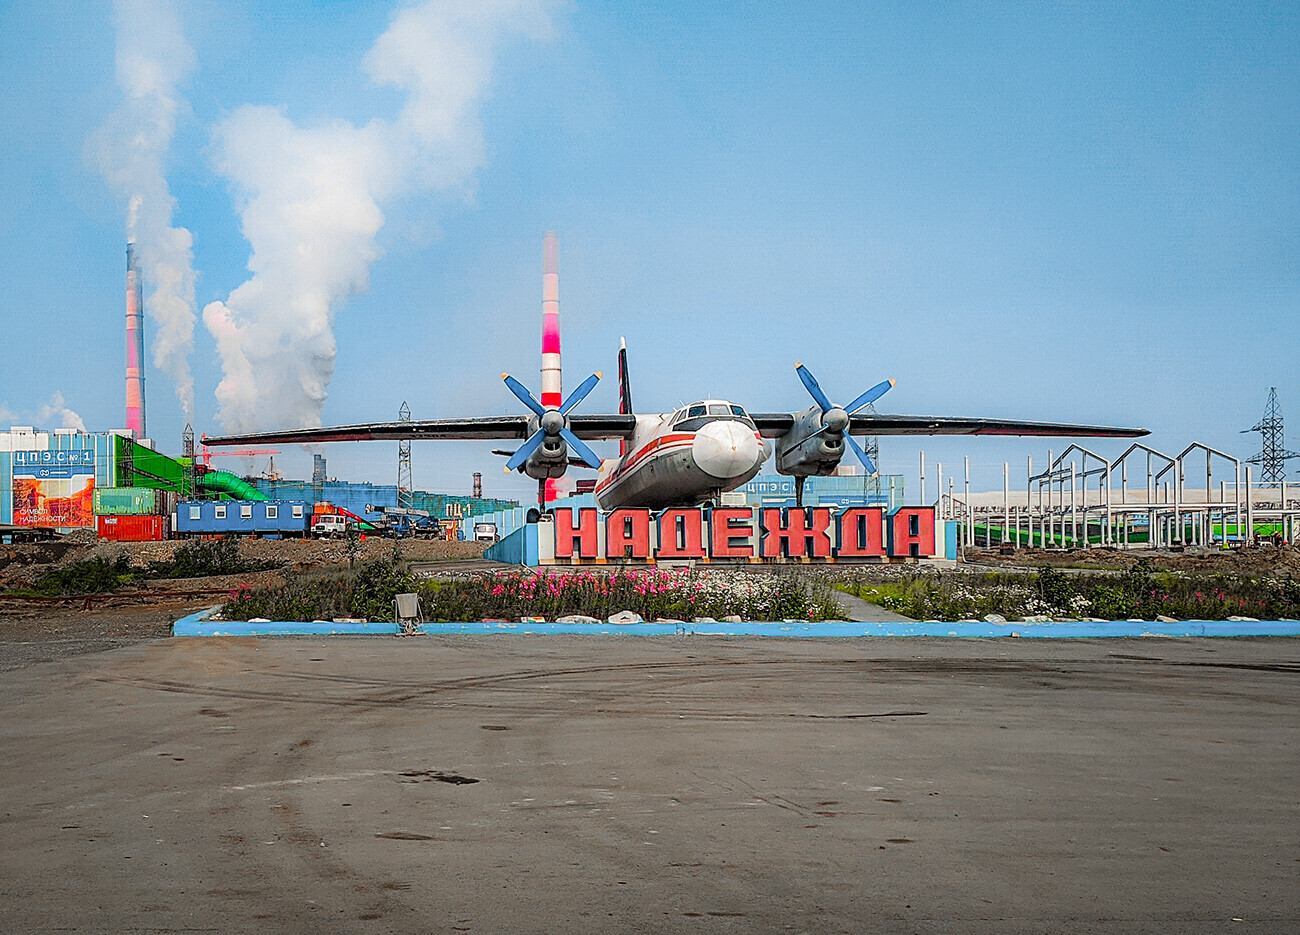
[730,405,747,417]
[687,404,707,418]
[708,404,729,415]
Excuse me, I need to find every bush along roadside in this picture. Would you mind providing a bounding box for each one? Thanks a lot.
[146,537,283,579]
[220,563,846,623]
[23,553,138,597]
[825,560,1300,621]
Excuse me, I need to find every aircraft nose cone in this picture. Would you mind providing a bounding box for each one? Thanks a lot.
[693,420,762,479]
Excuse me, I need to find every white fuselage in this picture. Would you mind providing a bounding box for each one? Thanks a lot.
[594,400,769,511]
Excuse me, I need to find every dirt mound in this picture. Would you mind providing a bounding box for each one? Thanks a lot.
[0,535,489,590]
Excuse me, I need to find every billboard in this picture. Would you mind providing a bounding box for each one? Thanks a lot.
[11,450,96,528]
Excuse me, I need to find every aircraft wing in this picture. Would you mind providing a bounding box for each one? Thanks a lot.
[203,414,638,447]
[748,413,1149,438]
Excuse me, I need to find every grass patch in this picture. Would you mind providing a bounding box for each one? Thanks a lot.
[824,561,1300,621]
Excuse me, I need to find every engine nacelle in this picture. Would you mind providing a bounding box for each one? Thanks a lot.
[775,405,846,478]
[523,411,570,480]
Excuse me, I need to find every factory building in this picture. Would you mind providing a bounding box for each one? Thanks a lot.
[0,425,516,538]
[253,478,516,527]
[735,472,905,512]
[0,428,142,529]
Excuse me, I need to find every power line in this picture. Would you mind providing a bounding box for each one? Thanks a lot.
[1243,387,1300,487]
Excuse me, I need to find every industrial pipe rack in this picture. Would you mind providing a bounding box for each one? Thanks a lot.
[924,443,1299,551]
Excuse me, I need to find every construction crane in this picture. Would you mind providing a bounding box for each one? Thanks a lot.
[198,445,281,468]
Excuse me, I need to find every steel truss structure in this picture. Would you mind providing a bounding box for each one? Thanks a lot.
[932,443,1299,550]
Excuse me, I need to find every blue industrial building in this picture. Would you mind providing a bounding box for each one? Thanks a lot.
[253,479,517,526]
[737,473,904,511]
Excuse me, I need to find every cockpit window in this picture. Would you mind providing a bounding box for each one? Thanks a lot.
[730,405,747,417]
[708,404,729,415]
[687,404,707,418]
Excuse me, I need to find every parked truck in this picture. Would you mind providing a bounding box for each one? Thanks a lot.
[365,504,440,539]
[311,513,351,538]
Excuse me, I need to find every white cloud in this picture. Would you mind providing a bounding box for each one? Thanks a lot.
[38,393,87,433]
[204,0,554,433]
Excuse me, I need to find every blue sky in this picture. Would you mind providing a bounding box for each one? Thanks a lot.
[0,1,1296,500]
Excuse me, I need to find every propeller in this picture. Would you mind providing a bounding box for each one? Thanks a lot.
[501,371,604,472]
[794,362,895,475]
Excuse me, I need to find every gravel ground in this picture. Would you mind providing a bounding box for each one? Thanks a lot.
[0,538,490,671]
[963,543,1300,575]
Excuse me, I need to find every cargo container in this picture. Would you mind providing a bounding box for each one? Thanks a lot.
[97,513,170,542]
[175,499,311,538]
[92,486,175,516]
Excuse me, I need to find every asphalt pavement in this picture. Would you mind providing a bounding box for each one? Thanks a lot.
[1,633,1296,934]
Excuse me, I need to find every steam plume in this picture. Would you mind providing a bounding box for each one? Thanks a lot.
[39,393,87,433]
[91,0,199,421]
[204,0,552,433]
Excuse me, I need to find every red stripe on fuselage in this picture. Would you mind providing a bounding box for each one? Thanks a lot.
[594,433,695,493]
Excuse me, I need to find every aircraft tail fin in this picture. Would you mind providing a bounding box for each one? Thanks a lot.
[618,336,633,457]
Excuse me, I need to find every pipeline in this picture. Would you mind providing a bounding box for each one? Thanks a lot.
[198,470,268,501]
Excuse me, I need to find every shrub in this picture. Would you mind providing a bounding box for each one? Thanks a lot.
[147,537,282,579]
[32,553,136,596]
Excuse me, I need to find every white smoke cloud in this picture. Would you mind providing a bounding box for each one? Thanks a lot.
[38,393,87,433]
[204,0,553,433]
[91,0,198,420]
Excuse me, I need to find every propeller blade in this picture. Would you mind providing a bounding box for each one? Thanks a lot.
[559,372,601,416]
[559,428,602,469]
[505,430,546,471]
[795,362,834,412]
[844,433,878,476]
[844,378,896,415]
[502,374,546,418]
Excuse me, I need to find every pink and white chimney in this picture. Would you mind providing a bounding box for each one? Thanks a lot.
[541,232,562,504]
[124,243,146,437]
[541,230,562,409]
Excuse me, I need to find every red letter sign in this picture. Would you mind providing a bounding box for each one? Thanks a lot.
[553,507,600,560]
[760,507,834,558]
[836,507,886,557]
[656,508,707,559]
[710,507,756,559]
[606,509,651,559]
[889,507,936,558]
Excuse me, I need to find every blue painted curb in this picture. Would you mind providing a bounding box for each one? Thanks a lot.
[173,607,1300,638]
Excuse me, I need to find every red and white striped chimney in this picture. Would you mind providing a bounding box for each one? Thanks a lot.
[124,243,146,438]
[541,232,562,504]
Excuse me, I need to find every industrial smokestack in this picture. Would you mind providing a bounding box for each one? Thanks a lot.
[541,232,561,505]
[124,243,146,437]
[540,231,561,408]
[473,472,482,499]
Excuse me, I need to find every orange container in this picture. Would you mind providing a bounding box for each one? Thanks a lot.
[97,514,169,541]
